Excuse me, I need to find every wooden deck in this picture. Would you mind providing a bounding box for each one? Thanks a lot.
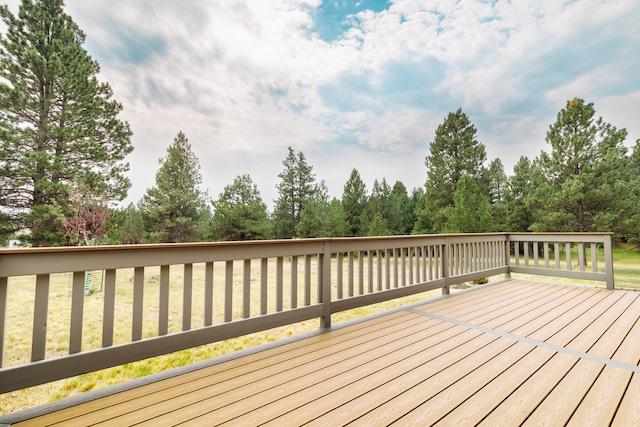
[5,279,640,426]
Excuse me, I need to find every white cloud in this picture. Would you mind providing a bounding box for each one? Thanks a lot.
[598,91,640,147]
[354,108,436,152]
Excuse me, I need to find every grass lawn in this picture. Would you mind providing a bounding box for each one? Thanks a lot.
[1,244,638,415]
[511,243,640,290]
[611,244,640,289]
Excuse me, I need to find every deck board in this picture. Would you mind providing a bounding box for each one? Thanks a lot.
[308,333,504,427]
[262,329,491,426]
[395,341,538,424]
[211,328,473,425]
[8,279,640,426]
[433,346,557,426]
[568,364,632,426]
[612,373,640,426]
[522,358,604,426]
[477,352,582,426]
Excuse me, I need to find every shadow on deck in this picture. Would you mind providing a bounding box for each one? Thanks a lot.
[3,278,640,426]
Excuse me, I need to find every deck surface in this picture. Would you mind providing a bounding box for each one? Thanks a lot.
[8,279,640,426]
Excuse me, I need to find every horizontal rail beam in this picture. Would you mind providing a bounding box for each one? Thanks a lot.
[449,267,510,285]
[331,279,448,313]
[508,266,607,282]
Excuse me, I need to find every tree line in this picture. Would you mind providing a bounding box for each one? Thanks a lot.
[1,1,639,246]
[104,98,639,245]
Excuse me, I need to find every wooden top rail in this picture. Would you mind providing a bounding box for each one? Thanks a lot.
[0,234,507,277]
[0,239,327,277]
[507,232,613,243]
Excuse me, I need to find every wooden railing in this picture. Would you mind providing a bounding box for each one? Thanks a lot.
[507,233,614,287]
[0,232,613,393]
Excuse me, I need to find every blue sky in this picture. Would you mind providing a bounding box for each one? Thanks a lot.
[313,0,390,41]
[4,0,640,209]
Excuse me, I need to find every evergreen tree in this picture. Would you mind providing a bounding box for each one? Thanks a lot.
[411,187,430,234]
[504,156,537,232]
[296,180,330,238]
[486,159,508,231]
[422,108,487,233]
[323,197,350,237]
[369,178,392,220]
[212,174,270,241]
[625,140,640,237]
[531,98,629,233]
[366,178,413,235]
[296,201,323,238]
[193,205,215,242]
[272,147,316,239]
[443,175,493,233]
[0,212,15,244]
[140,131,206,243]
[368,212,391,236]
[389,181,413,235]
[0,0,133,245]
[486,159,507,203]
[342,168,368,236]
[105,203,144,244]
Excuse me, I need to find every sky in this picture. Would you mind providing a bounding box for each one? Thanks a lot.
[5,0,640,210]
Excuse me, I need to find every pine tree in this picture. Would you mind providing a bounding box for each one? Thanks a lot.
[272,147,317,239]
[140,131,206,243]
[0,212,14,244]
[486,159,507,203]
[443,175,493,233]
[0,0,133,245]
[625,140,640,237]
[212,174,271,241]
[296,180,330,238]
[388,181,413,235]
[531,99,629,233]
[486,159,508,231]
[105,203,145,244]
[411,187,430,234]
[422,108,487,233]
[504,156,537,232]
[369,178,392,221]
[368,212,391,236]
[323,198,350,237]
[342,168,368,236]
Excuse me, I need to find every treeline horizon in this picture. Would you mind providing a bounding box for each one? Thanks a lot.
[9,97,634,248]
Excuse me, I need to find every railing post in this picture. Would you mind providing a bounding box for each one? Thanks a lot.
[604,234,615,290]
[69,271,85,354]
[32,274,50,361]
[442,238,450,295]
[0,276,7,368]
[320,240,332,328]
[504,236,511,279]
